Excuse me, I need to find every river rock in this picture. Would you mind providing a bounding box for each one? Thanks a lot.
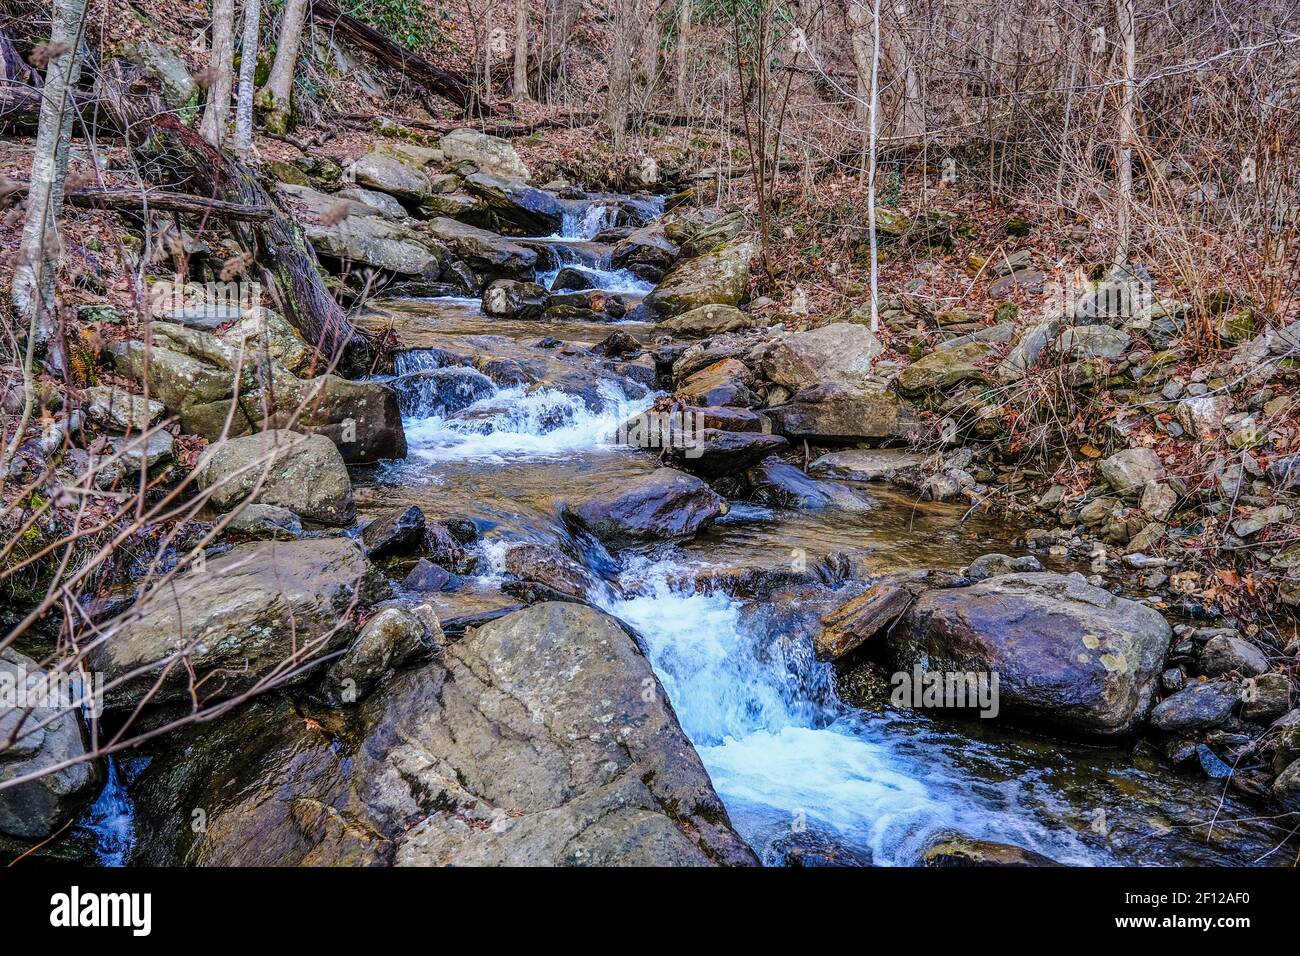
[564,468,727,544]
[362,505,428,560]
[337,186,409,218]
[425,217,538,286]
[127,603,756,866]
[281,184,447,278]
[1241,673,1292,722]
[321,606,443,705]
[503,542,612,603]
[808,448,925,481]
[82,385,164,433]
[463,173,563,235]
[658,304,766,338]
[1199,634,1269,677]
[224,502,303,540]
[965,553,1045,580]
[643,240,754,317]
[197,430,355,525]
[888,571,1173,738]
[0,649,99,840]
[1230,505,1291,538]
[87,538,387,710]
[349,148,433,202]
[482,279,547,320]
[1054,325,1132,360]
[921,835,1062,867]
[1098,448,1165,500]
[610,225,681,281]
[440,128,530,180]
[665,429,788,479]
[762,323,883,390]
[677,357,756,407]
[746,459,877,512]
[1149,679,1242,732]
[768,383,919,443]
[220,307,317,377]
[897,343,993,396]
[110,321,405,463]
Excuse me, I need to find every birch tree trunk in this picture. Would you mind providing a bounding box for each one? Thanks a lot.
[865,0,882,332]
[481,3,495,110]
[200,0,236,145]
[674,0,690,108]
[260,0,309,134]
[511,0,529,100]
[1115,0,1136,264]
[12,0,87,377]
[233,0,260,160]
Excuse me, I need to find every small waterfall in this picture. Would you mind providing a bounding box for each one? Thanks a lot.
[560,202,619,240]
[602,562,1102,866]
[83,757,136,867]
[391,350,497,419]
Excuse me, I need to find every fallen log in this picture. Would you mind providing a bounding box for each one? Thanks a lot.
[311,1,488,118]
[10,182,274,220]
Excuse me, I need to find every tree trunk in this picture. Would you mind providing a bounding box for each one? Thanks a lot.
[674,0,690,108]
[605,0,639,146]
[200,0,236,146]
[880,0,922,140]
[11,0,87,378]
[234,0,261,159]
[864,0,882,332]
[511,0,529,101]
[260,0,309,135]
[1115,0,1136,264]
[481,3,494,109]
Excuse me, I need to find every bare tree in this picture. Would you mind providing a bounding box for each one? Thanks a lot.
[511,0,529,101]
[674,0,691,107]
[260,0,310,135]
[10,0,88,380]
[233,0,261,159]
[1115,0,1136,264]
[200,0,236,146]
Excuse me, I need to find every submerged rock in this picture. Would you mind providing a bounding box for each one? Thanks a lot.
[888,572,1173,738]
[746,459,878,512]
[127,603,756,866]
[564,468,727,544]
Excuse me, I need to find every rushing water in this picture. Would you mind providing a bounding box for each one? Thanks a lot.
[81,757,136,866]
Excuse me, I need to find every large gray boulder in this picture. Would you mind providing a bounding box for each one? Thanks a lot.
[110,321,405,463]
[440,128,530,180]
[197,430,355,525]
[86,538,387,710]
[898,343,993,396]
[644,240,754,317]
[126,603,757,866]
[762,323,883,390]
[280,183,447,278]
[463,173,564,235]
[0,650,99,840]
[564,468,727,544]
[887,572,1173,738]
[1099,448,1165,500]
[348,149,433,202]
[768,383,919,443]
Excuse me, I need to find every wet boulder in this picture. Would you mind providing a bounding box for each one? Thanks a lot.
[87,538,388,710]
[463,173,564,235]
[321,605,443,705]
[564,467,727,544]
[0,649,99,840]
[610,225,680,282]
[643,240,754,317]
[482,279,547,320]
[768,384,919,444]
[746,459,878,512]
[921,835,1062,867]
[888,571,1174,738]
[424,218,538,286]
[126,603,756,866]
[440,128,530,181]
[1149,680,1242,732]
[1198,635,1269,677]
[665,429,789,479]
[197,430,355,526]
[543,289,628,322]
[762,323,883,391]
[815,579,915,661]
[224,503,303,541]
[502,543,614,603]
[361,505,428,560]
[549,267,596,292]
